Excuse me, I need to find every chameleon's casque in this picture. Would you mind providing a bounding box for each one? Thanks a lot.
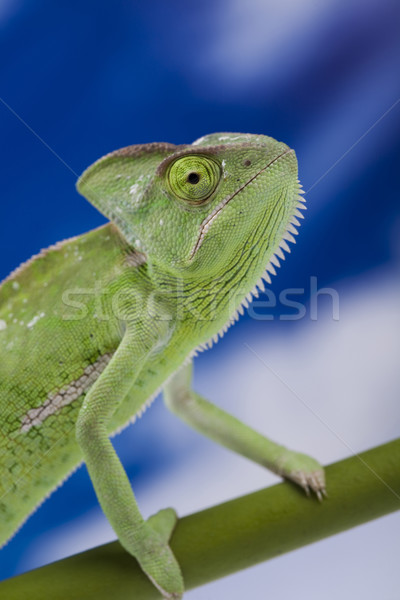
[0,133,323,598]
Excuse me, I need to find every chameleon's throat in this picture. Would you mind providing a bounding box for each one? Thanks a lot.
[189,149,293,260]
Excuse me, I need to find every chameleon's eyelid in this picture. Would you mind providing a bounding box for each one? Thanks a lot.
[156,146,226,178]
[156,141,269,178]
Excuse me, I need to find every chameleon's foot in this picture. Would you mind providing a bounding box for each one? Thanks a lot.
[276,450,326,501]
[135,508,184,599]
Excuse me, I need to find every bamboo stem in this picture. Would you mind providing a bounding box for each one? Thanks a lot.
[2,438,399,599]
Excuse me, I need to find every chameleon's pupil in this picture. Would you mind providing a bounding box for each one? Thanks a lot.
[187,172,200,184]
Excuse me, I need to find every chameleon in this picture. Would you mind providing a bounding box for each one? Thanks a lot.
[0,132,325,598]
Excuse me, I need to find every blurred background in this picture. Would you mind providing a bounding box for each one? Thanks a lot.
[1,0,399,597]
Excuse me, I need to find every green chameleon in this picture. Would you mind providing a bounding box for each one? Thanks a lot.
[0,132,325,598]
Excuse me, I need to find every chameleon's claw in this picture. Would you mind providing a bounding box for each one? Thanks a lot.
[315,489,323,502]
[308,469,326,500]
[290,468,326,500]
[277,449,326,500]
[296,470,306,489]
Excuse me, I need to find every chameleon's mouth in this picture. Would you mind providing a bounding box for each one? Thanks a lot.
[189,149,293,260]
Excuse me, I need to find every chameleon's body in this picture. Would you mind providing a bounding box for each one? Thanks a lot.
[0,133,324,598]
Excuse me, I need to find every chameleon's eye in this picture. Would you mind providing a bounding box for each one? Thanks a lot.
[167,155,221,204]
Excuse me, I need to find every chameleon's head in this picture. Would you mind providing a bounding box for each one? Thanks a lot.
[77,133,304,282]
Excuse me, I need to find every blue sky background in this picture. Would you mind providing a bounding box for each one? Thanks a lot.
[0,0,399,597]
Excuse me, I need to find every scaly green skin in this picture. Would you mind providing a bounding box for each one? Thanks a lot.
[0,133,324,598]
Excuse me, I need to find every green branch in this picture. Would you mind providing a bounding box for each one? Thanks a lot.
[2,438,400,599]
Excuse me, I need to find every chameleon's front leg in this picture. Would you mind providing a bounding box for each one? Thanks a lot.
[76,331,184,599]
[164,363,325,499]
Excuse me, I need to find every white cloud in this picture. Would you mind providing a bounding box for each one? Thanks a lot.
[205,0,330,82]
[191,0,385,94]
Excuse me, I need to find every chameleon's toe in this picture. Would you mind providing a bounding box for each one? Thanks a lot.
[140,543,184,599]
[289,468,326,501]
[147,507,178,543]
[136,521,184,599]
[276,450,326,500]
